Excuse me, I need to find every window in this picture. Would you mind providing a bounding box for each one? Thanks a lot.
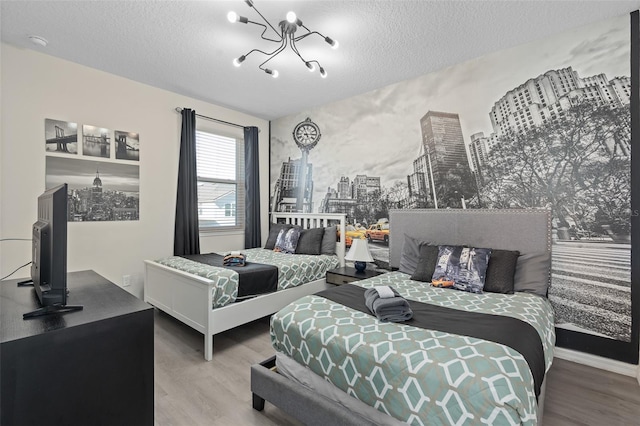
[195,130,244,231]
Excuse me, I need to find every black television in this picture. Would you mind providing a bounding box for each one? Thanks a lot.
[18,183,82,319]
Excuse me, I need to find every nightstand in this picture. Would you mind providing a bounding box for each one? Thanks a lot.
[326,266,384,285]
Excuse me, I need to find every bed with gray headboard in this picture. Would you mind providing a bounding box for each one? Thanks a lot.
[252,208,555,425]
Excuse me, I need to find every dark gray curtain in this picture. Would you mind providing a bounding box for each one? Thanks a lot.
[244,126,261,248]
[174,108,200,256]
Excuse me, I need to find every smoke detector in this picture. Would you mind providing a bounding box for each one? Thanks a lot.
[28,35,48,47]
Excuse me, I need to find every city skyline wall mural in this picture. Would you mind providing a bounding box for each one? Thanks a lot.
[270,13,638,362]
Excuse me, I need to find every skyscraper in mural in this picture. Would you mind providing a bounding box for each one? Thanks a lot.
[472,67,631,178]
[420,111,475,207]
[271,157,314,212]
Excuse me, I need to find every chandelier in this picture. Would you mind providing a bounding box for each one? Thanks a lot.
[227,0,339,79]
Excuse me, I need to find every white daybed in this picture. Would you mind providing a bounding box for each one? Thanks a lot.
[144,212,346,361]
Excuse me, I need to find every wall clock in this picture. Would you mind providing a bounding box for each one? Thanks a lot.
[293,118,321,151]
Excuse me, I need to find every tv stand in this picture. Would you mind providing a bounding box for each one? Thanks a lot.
[22,303,84,319]
[16,278,85,319]
[1,270,154,426]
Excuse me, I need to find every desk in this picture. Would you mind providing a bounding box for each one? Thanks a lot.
[1,270,154,426]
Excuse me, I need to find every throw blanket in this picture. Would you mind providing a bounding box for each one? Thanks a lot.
[180,253,277,298]
[316,283,545,398]
[364,286,413,322]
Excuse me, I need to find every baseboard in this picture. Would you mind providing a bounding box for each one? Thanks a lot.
[554,347,638,377]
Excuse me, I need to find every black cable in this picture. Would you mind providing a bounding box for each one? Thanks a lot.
[0,238,32,242]
[1,261,32,281]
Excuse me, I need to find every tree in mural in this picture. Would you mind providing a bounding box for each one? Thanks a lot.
[480,99,630,239]
[360,182,411,223]
[435,163,478,209]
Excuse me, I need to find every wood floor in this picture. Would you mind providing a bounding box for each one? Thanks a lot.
[154,309,640,426]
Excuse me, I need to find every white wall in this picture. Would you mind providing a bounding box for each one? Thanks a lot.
[0,43,270,298]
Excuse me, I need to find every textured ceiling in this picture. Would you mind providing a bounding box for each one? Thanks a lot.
[1,1,638,120]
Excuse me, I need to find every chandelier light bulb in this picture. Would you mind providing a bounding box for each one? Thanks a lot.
[265,68,279,78]
[233,55,246,67]
[305,62,316,72]
[324,36,339,49]
[286,11,297,24]
[227,11,238,23]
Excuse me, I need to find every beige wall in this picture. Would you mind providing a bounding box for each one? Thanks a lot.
[0,43,270,298]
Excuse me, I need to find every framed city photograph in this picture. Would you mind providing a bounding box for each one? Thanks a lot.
[45,156,139,221]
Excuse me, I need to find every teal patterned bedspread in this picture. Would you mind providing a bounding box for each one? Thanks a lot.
[155,248,339,309]
[270,271,555,425]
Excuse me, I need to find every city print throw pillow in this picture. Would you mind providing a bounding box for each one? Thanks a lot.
[274,228,301,254]
[432,245,492,293]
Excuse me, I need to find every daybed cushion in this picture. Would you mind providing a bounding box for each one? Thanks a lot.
[483,249,520,294]
[296,227,325,255]
[433,245,492,293]
[514,251,552,296]
[320,226,337,255]
[265,223,294,250]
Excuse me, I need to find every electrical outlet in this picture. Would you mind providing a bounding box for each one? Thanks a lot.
[122,274,131,287]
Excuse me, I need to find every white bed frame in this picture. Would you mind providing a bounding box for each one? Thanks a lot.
[144,213,346,361]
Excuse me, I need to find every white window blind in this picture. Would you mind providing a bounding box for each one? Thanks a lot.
[195,130,244,231]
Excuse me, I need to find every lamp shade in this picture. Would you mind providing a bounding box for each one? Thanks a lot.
[344,238,374,263]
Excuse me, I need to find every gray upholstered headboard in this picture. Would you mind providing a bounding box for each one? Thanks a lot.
[389,209,552,269]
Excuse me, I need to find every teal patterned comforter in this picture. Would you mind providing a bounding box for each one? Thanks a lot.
[270,271,555,425]
[155,248,339,309]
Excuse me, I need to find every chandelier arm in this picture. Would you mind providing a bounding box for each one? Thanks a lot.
[293,30,324,43]
[257,38,288,70]
[246,20,282,43]
[242,48,274,58]
[290,39,323,72]
[289,37,307,64]
[247,4,281,40]
[306,59,322,68]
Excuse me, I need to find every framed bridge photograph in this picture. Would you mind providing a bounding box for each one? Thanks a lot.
[44,118,77,154]
[115,130,140,161]
[82,124,111,158]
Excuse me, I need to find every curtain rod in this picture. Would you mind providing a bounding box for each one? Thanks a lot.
[175,107,246,129]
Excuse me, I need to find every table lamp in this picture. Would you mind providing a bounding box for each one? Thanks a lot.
[344,238,374,272]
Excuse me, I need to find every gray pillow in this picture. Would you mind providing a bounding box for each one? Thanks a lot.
[483,249,520,294]
[295,227,325,255]
[320,226,337,255]
[265,223,294,250]
[399,234,429,275]
[514,251,552,297]
[410,244,440,283]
